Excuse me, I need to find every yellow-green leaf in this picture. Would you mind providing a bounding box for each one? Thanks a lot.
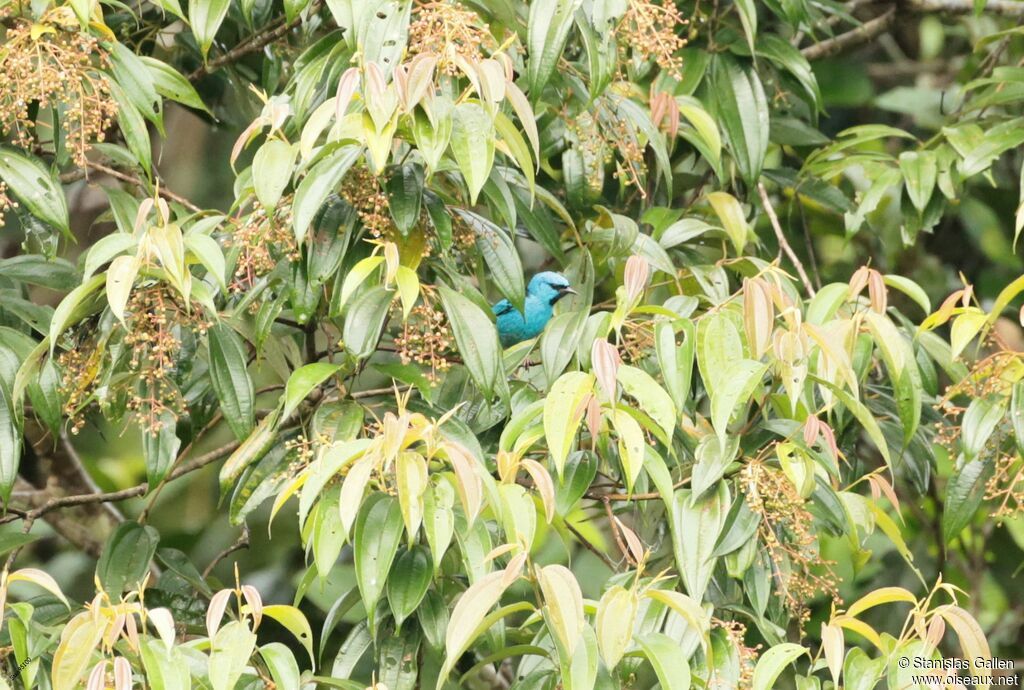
[543,372,594,477]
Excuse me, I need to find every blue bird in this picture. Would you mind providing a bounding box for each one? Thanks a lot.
[492,272,576,347]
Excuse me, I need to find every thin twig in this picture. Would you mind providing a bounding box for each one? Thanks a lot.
[758,182,817,298]
[585,477,690,502]
[602,497,632,563]
[794,192,822,290]
[61,161,201,213]
[138,412,224,523]
[800,7,896,60]
[203,525,250,578]
[351,385,414,399]
[1,440,239,526]
[564,520,617,570]
[188,0,323,82]
[908,0,1024,16]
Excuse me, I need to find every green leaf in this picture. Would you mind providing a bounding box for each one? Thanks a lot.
[219,408,281,492]
[143,411,181,488]
[813,377,893,470]
[710,359,766,442]
[450,103,495,204]
[260,643,301,690]
[439,570,512,685]
[1012,381,1024,458]
[756,35,820,112]
[51,613,105,690]
[184,232,227,292]
[343,285,392,359]
[0,532,40,557]
[595,585,637,670]
[676,96,723,180]
[672,483,728,602]
[387,545,432,628]
[962,396,1006,462]
[540,309,588,385]
[611,407,646,492]
[655,319,694,412]
[108,41,162,126]
[637,633,692,690]
[438,285,503,399]
[883,274,931,314]
[285,0,311,21]
[283,362,341,420]
[961,118,1024,176]
[293,145,362,244]
[617,364,676,443]
[691,435,740,500]
[752,643,807,690]
[942,456,991,544]
[0,149,69,234]
[423,481,456,570]
[229,441,292,525]
[190,0,232,58]
[863,312,921,447]
[556,451,598,516]
[899,150,938,213]
[354,493,405,633]
[527,0,583,96]
[253,139,297,210]
[707,192,749,256]
[386,162,424,235]
[208,323,255,439]
[0,384,21,505]
[83,232,137,280]
[734,0,757,52]
[454,209,525,313]
[710,55,769,187]
[0,255,78,290]
[140,639,190,690]
[209,621,257,690]
[537,564,585,656]
[104,255,138,325]
[493,111,536,195]
[49,274,105,354]
[140,56,211,114]
[378,629,421,690]
[262,604,315,667]
[108,81,153,175]
[96,522,160,595]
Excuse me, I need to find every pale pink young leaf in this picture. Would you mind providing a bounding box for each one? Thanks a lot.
[206,588,233,640]
[113,656,132,690]
[86,660,107,690]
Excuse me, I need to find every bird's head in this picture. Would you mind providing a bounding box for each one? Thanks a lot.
[528,271,576,305]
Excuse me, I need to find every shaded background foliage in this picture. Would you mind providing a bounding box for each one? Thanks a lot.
[0,0,1023,687]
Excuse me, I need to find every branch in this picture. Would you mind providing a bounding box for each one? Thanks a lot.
[137,411,223,523]
[61,161,201,213]
[188,0,323,83]
[908,0,1024,15]
[801,0,1024,61]
[564,520,617,571]
[800,7,896,60]
[757,183,817,298]
[583,478,690,501]
[6,426,125,557]
[203,525,250,578]
[3,440,239,526]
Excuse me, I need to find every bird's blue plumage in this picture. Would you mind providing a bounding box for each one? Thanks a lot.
[492,272,575,347]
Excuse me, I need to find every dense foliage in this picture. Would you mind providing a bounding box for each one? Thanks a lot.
[0,0,1023,687]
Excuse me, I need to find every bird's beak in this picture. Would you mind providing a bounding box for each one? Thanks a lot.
[559,286,578,296]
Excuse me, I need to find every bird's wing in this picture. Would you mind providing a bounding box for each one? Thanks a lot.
[492,299,516,317]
